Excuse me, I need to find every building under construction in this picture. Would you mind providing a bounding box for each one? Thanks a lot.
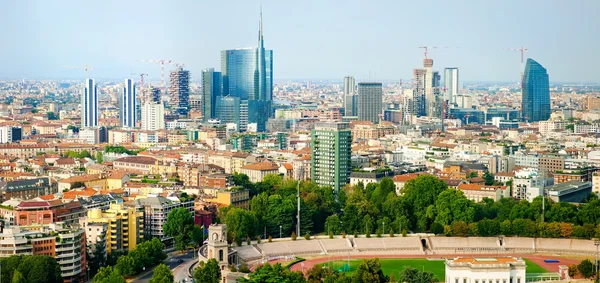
[168,67,190,117]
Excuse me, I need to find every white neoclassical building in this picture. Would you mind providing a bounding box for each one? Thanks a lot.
[445,257,526,283]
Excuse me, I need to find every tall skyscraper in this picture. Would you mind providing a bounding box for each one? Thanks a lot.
[444,67,459,103]
[343,76,356,116]
[121,78,136,128]
[81,78,98,128]
[521,58,550,122]
[408,59,441,119]
[201,68,222,122]
[356,82,383,123]
[141,87,165,131]
[168,67,190,117]
[311,122,352,195]
[221,11,273,132]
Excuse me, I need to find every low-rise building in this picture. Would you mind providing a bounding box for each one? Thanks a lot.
[457,184,510,202]
[445,257,526,283]
[15,199,85,226]
[113,156,157,175]
[239,162,280,183]
[349,170,395,187]
[546,181,592,203]
[0,177,53,201]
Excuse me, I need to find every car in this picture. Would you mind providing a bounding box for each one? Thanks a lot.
[177,259,184,263]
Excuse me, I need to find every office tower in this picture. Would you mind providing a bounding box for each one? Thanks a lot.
[202,68,222,122]
[311,122,352,195]
[216,96,241,130]
[343,76,356,116]
[521,58,550,122]
[121,78,137,128]
[356,82,383,123]
[221,11,273,131]
[444,67,459,103]
[168,67,190,117]
[81,78,98,128]
[141,99,165,131]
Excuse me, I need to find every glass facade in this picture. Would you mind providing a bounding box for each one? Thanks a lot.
[521,58,550,122]
[81,78,98,128]
[201,68,222,122]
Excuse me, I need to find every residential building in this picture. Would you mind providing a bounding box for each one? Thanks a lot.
[444,257,526,283]
[0,177,53,201]
[57,174,106,191]
[134,196,194,242]
[521,58,550,122]
[113,156,157,175]
[349,170,394,186]
[141,100,165,131]
[82,78,98,128]
[239,162,279,183]
[15,200,85,226]
[213,189,250,210]
[120,78,136,128]
[443,67,459,103]
[79,127,99,144]
[169,67,190,117]
[356,82,383,123]
[457,184,510,202]
[202,68,222,122]
[538,156,565,174]
[83,203,143,253]
[488,156,515,174]
[311,122,352,195]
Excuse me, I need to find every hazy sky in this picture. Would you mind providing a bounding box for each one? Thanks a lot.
[1,0,598,83]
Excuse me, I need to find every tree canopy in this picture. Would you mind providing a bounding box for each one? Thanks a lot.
[150,264,174,283]
[163,207,196,251]
[194,258,222,283]
[93,266,127,283]
[238,262,305,283]
[0,255,62,283]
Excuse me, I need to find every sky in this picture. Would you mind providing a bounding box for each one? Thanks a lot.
[0,0,599,83]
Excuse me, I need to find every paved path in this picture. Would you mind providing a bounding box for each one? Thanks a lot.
[130,250,196,283]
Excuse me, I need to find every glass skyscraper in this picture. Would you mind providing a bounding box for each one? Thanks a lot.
[356,82,383,123]
[221,12,273,132]
[81,78,98,128]
[121,78,136,128]
[521,58,550,122]
[201,68,222,122]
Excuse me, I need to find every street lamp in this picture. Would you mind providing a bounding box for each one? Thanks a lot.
[280,225,282,239]
[594,238,600,282]
[382,222,385,235]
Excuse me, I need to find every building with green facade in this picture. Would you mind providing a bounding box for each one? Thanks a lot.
[311,122,352,195]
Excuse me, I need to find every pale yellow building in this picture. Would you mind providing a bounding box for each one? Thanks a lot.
[84,203,143,253]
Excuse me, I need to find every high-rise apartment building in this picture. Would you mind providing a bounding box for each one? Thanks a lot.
[141,97,165,131]
[202,68,222,122]
[311,122,352,195]
[444,67,459,103]
[356,82,383,123]
[168,67,190,117]
[221,12,273,132]
[83,203,143,253]
[521,58,550,122]
[134,197,194,242]
[81,78,98,128]
[343,76,356,116]
[121,78,136,128]
[407,59,442,119]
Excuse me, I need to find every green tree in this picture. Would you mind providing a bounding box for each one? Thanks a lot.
[238,262,306,283]
[430,222,444,235]
[150,264,173,283]
[483,172,495,185]
[194,259,222,283]
[47,112,59,120]
[17,255,62,283]
[223,207,259,246]
[96,152,104,164]
[93,266,126,283]
[115,255,136,277]
[398,267,438,283]
[88,235,107,275]
[163,207,196,251]
[352,258,388,283]
[434,189,475,225]
[12,270,26,283]
[577,259,595,278]
[402,175,447,232]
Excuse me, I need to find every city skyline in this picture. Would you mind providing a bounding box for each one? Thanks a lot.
[1,0,599,83]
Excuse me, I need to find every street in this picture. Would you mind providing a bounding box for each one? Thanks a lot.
[131,250,197,283]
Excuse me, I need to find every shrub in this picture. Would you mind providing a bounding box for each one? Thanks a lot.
[240,264,250,273]
[268,235,273,243]
[354,231,358,238]
[376,230,382,238]
[230,265,238,272]
[389,229,394,237]
[246,236,251,245]
[304,232,310,240]
[255,236,261,244]
[291,232,297,241]
[329,231,334,239]
[342,232,346,238]
[402,229,407,237]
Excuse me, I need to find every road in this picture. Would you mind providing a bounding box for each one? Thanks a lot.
[131,250,197,283]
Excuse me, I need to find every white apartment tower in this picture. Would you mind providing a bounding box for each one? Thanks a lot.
[121,78,137,128]
[444,68,459,103]
[81,78,98,128]
[141,96,165,131]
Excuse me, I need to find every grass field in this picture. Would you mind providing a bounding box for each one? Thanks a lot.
[317,258,549,279]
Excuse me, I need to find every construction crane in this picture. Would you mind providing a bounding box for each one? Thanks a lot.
[62,65,94,78]
[173,63,185,68]
[130,73,149,87]
[503,46,528,84]
[138,59,172,89]
[418,46,454,59]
